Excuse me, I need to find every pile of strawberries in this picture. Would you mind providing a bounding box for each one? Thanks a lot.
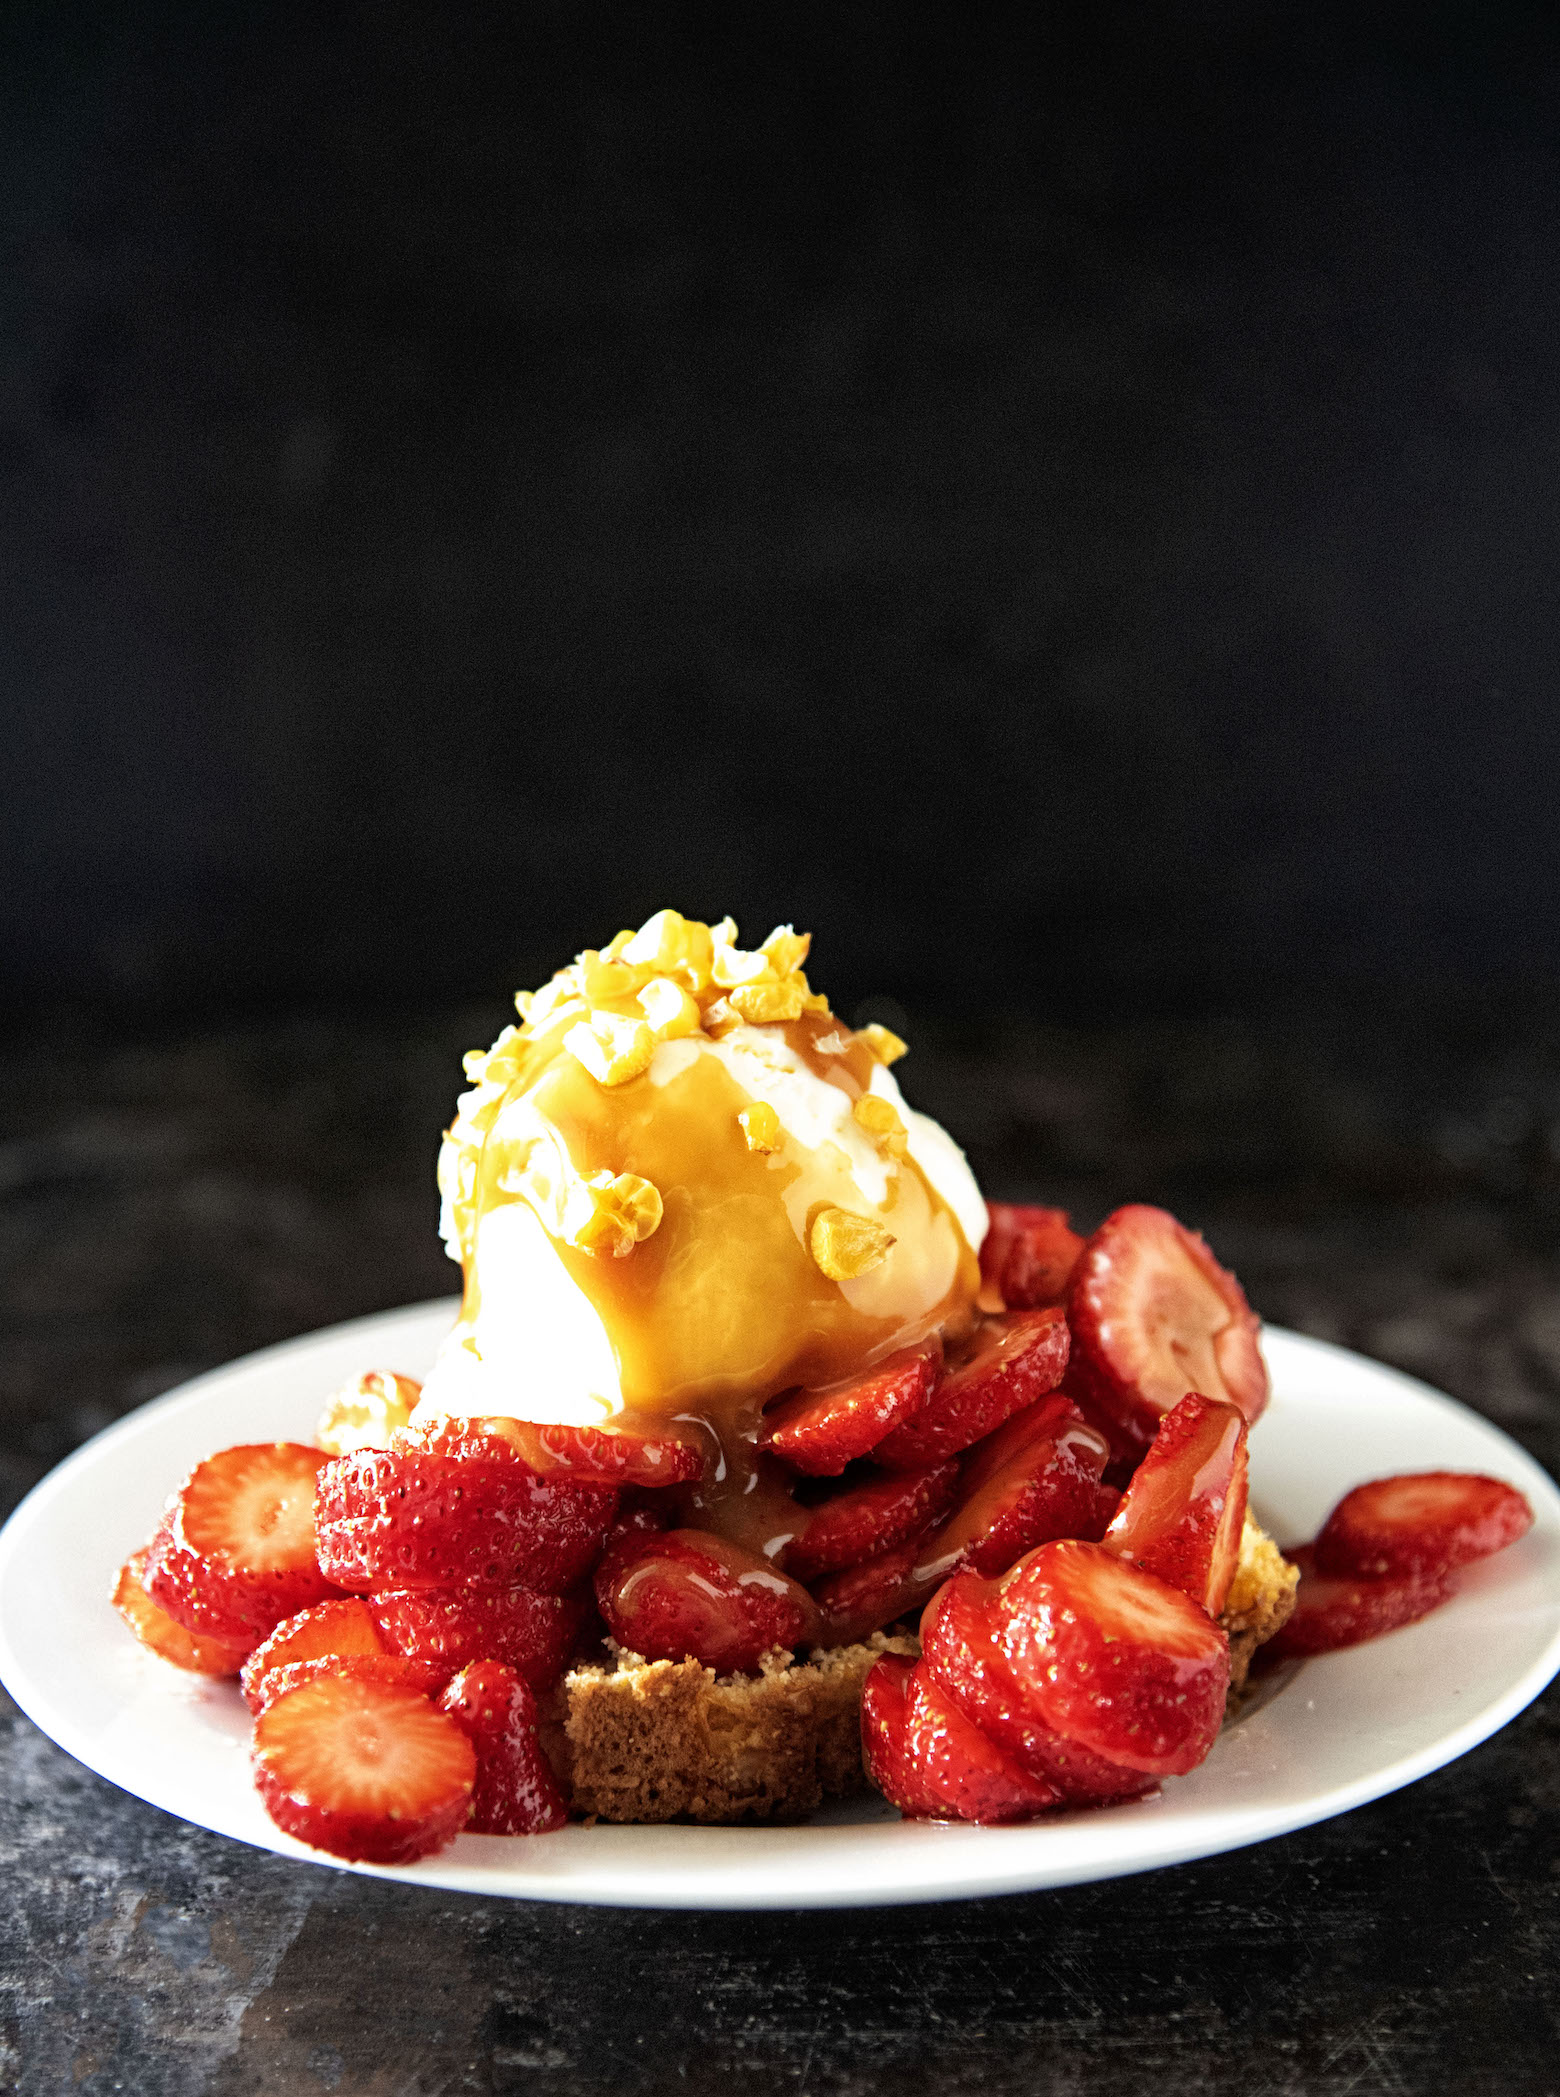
[112,1200,1534,1858]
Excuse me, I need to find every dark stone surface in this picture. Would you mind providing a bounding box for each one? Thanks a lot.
[3,1001,1559,2092]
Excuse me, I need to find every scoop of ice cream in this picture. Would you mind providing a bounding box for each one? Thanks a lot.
[414,911,987,1438]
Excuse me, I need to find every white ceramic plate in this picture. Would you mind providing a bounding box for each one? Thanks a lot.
[1,1302,1557,1909]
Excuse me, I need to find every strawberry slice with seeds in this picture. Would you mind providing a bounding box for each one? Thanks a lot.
[438,1661,569,1834]
[403,1414,703,1490]
[900,1657,1062,1823]
[241,1596,394,1713]
[248,1653,446,1717]
[761,1341,942,1476]
[597,1528,821,1672]
[368,1585,586,1690]
[784,1461,959,1583]
[1000,1539,1231,1776]
[252,1672,475,1865]
[980,1204,1085,1310]
[914,1397,1114,1586]
[1067,1206,1268,1453]
[874,1310,1070,1471]
[860,1654,932,1817]
[314,1445,616,1593]
[146,1443,340,1642]
[810,1540,923,1646]
[1101,1393,1249,1614]
[112,1549,251,1677]
[1314,1472,1533,1582]
[1267,1544,1454,1658]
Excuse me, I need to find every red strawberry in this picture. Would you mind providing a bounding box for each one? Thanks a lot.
[1067,1206,1268,1452]
[314,1445,616,1593]
[915,1397,1114,1584]
[1000,1539,1231,1777]
[1314,1472,1533,1582]
[859,1654,931,1817]
[252,1672,475,1865]
[760,1341,942,1476]
[900,1657,1062,1823]
[980,1204,1085,1310]
[1267,1544,1454,1659]
[1101,1393,1249,1614]
[783,1462,959,1583]
[596,1528,821,1672]
[401,1414,703,1490]
[241,1596,394,1714]
[368,1585,585,1690]
[146,1443,340,1641]
[247,1653,444,1717]
[112,1549,251,1677]
[437,1661,569,1834]
[874,1310,1070,1471]
[810,1540,923,1646]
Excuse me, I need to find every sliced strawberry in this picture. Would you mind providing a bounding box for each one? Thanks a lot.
[784,1462,959,1583]
[760,1341,942,1476]
[810,1540,923,1646]
[1001,1539,1230,1776]
[901,1658,1062,1824]
[402,1414,703,1490]
[915,1398,1114,1585]
[438,1661,570,1834]
[1314,1472,1533,1583]
[146,1443,340,1641]
[314,1445,616,1593]
[252,1672,475,1865]
[315,1369,422,1457]
[247,1653,445,1717]
[112,1549,251,1677]
[1266,1544,1454,1659]
[1067,1206,1268,1452]
[859,1654,932,1816]
[980,1204,1085,1310]
[597,1528,821,1672]
[1101,1393,1249,1614]
[241,1596,391,1713]
[368,1585,585,1690]
[918,1570,1157,1805]
[874,1310,1071,1471]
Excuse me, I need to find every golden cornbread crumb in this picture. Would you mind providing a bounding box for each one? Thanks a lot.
[1221,1514,1300,1690]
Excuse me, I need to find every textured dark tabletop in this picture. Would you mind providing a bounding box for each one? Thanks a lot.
[4,1000,1559,2096]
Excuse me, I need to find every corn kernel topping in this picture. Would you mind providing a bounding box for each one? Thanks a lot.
[638,975,701,1040]
[567,1169,665,1257]
[565,1012,656,1087]
[738,1100,783,1153]
[316,1369,422,1457]
[810,1206,896,1280]
[852,1092,909,1159]
[859,1022,908,1066]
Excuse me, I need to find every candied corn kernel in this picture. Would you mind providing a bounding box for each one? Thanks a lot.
[712,942,772,989]
[760,924,811,976]
[622,909,716,994]
[638,975,701,1040]
[729,977,806,1025]
[565,1012,656,1086]
[738,1100,783,1153]
[701,996,742,1038]
[316,1370,422,1457]
[859,1022,908,1066]
[603,928,636,961]
[810,1206,896,1280]
[853,1092,909,1159]
[569,1169,664,1256]
[578,948,647,1004]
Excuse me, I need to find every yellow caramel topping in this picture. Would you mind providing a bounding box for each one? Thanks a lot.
[738,1100,783,1153]
[810,1206,897,1280]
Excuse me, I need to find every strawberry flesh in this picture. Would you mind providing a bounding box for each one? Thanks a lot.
[146,1443,340,1641]
[761,1341,942,1476]
[810,1540,923,1646]
[402,1414,703,1490]
[241,1596,391,1713]
[368,1584,585,1690]
[916,1396,1115,1584]
[874,1310,1070,1471]
[859,1654,930,1816]
[981,1204,1085,1310]
[247,1653,444,1717]
[784,1461,959,1582]
[1314,1472,1533,1582]
[597,1528,821,1672]
[112,1549,251,1677]
[1267,1543,1454,1659]
[1101,1393,1249,1614]
[438,1660,570,1834]
[900,1658,1062,1823]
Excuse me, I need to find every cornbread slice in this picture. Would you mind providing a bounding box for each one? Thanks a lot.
[1222,1514,1301,1689]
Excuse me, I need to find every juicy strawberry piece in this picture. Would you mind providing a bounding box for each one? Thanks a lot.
[112,1549,251,1677]
[247,1653,444,1717]
[980,1204,1085,1310]
[810,1540,922,1646]
[1101,1393,1249,1614]
[901,1657,1062,1823]
[1267,1544,1454,1659]
[859,1654,932,1817]
[368,1585,586,1690]
[252,1672,475,1865]
[1314,1472,1533,1582]
[760,1341,942,1476]
[874,1310,1071,1471]
[438,1661,570,1834]
[1067,1206,1268,1452]
[1001,1539,1231,1776]
[784,1462,959,1582]
[402,1414,703,1490]
[314,1445,616,1593]
[915,1398,1114,1585]
[241,1596,391,1714]
[596,1528,821,1672]
[918,1570,1156,1805]
[146,1443,340,1641]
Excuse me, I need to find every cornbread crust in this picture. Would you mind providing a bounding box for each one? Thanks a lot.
[1223,1514,1301,1689]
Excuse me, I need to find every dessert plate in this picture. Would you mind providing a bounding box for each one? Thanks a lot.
[2,1301,1557,1910]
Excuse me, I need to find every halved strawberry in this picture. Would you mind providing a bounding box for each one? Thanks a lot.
[241,1596,392,1714]
[1267,1544,1454,1659]
[597,1528,821,1672]
[368,1585,585,1689]
[859,1654,932,1817]
[874,1310,1070,1471]
[1001,1539,1230,1776]
[1101,1393,1249,1614]
[437,1661,570,1834]
[914,1398,1114,1586]
[810,1540,923,1646]
[247,1653,445,1717]
[401,1414,704,1490]
[252,1672,475,1864]
[783,1461,959,1583]
[760,1341,942,1476]
[902,1657,1062,1823]
[1314,1473,1533,1583]
[314,1445,616,1593]
[1067,1206,1268,1452]
[112,1549,251,1677]
[146,1443,340,1641]
[980,1204,1085,1310]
